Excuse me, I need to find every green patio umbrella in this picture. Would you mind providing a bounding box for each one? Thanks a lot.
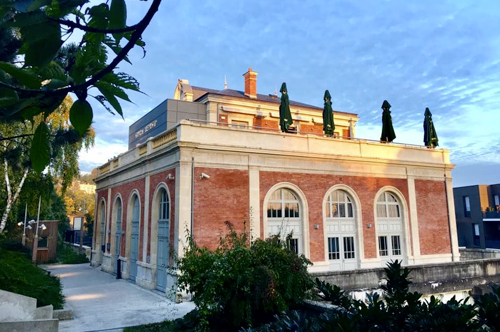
[323,90,335,137]
[380,100,396,143]
[279,82,293,132]
[423,107,439,148]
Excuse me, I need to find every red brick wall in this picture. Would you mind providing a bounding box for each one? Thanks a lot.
[415,179,451,255]
[259,172,411,262]
[148,169,176,260]
[193,167,249,250]
[253,117,278,131]
[110,178,146,257]
[301,123,323,135]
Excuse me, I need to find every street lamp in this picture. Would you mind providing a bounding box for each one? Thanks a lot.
[17,204,28,246]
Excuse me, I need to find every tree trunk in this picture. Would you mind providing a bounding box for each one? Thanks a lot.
[0,161,29,234]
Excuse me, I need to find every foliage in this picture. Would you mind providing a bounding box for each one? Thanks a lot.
[0,247,64,309]
[475,286,500,331]
[57,243,89,264]
[0,0,161,172]
[177,222,314,330]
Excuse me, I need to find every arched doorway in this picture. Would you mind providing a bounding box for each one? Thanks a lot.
[99,201,106,264]
[114,198,122,274]
[129,195,140,282]
[266,188,302,254]
[324,189,359,270]
[156,188,170,291]
[376,191,406,264]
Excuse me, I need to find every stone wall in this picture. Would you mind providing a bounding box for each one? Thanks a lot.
[460,248,500,261]
[312,259,500,296]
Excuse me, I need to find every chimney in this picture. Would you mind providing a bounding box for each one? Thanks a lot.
[243,68,258,99]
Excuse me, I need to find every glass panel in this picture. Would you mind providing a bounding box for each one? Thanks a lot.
[347,203,353,218]
[338,191,345,202]
[332,203,339,217]
[325,201,330,218]
[388,205,400,218]
[377,204,387,218]
[339,204,346,218]
[387,193,398,202]
[284,203,290,218]
[270,190,281,201]
[343,237,355,259]
[283,189,295,201]
[464,196,470,212]
[328,237,340,260]
[379,236,388,256]
[288,238,299,254]
[378,194,386,202]
[391,235,401,256]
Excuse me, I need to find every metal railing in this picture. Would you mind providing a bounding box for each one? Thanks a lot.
[484,211,500,219]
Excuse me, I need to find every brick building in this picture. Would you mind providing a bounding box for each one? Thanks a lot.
[91,68,460,294]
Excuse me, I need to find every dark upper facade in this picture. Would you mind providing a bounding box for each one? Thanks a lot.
[454,184,500,249]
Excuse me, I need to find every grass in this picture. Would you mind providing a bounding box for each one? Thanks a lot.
[0,247,64,309]
[57,243,89,264]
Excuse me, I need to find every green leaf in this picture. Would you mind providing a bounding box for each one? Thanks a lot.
[20,106,42,121]
[39,61,67,81]
[69,99,93,136]
[92,95,115,115]
[0,62,41,88]
[4,10,48,28]
[95,83,122,117]
[95,81,131,102]
[27,0,51,11]
[0,88,18,107]
[30,121,51,173]
[22,21,62,68]
[109,0,126,42]
[101,72,141,92]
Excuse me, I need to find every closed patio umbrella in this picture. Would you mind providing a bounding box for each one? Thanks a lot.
[380,100,396,143]
[279,83,293,132]
[323,90,335,137]
[423,107,439,148]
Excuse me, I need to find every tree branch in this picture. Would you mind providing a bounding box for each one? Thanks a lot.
[54,18,140,34]
[1,0,162,97]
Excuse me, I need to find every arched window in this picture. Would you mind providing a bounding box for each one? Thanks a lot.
[324,190,358,270]
[156,188,170,291]
[376,192,404,261]
[266,188,301,254]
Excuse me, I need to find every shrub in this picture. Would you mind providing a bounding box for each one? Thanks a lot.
[0,248,64,309]
[177,222,313,330]
[57,243,89,264]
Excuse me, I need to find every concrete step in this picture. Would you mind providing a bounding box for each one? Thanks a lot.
[34,305,53,320]
[0,289,38,322]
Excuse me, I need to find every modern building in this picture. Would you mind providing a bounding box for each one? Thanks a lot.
[454,184,500,249]
[91,68,459,294]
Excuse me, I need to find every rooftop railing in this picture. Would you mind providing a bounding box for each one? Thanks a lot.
[187,119,434,150]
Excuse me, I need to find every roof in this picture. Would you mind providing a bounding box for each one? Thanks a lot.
[191,86,358,117]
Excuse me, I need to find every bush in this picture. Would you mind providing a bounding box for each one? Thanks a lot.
[0,248,64,309]
[177,222,313,331]
[57,243,89,264]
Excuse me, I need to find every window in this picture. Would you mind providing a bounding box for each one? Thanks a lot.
[267,189,300,219]
[328,237,340,260]
[464,196,471,218]
[391,236,401,256]
[38,236,48,248]
[377,193,401,218]
[231,120,248,129]
[288,238,299,255]
[494,195,499,207]
[343,237,355,259]
[473,223,480,246]
[159,189,169,221]
[379,236,388,256]
[326,190,354,218]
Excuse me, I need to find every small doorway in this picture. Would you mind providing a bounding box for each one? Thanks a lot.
[156,189,170,292]
[130,195,140,282]
[114,198,122,274]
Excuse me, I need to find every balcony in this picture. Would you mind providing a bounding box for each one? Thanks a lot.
[484,211,500,220]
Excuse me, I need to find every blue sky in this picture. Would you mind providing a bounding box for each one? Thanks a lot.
[79,0,500,187]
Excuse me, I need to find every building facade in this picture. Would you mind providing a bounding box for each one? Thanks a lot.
[91,68,460,294]
[454,184,500,249]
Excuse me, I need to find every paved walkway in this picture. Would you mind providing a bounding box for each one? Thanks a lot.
[45,264,195,332]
